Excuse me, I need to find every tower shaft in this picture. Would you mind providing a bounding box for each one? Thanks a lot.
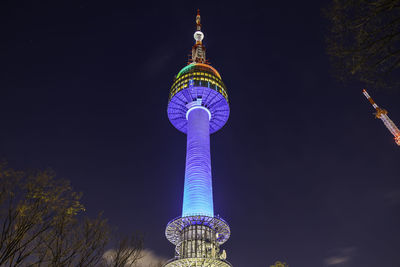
[183,105,214,217]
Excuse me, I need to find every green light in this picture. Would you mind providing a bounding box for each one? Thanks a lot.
[176,63,222,79]
[177,64,194,78]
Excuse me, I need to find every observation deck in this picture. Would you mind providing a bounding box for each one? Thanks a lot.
[167,63,230,134]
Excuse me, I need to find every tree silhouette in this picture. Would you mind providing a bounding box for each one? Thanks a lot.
[325,0,400,89]
[0,162,145,267]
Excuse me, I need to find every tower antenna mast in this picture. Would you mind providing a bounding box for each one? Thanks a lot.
[191,9,207,64]
[363,89,400,146]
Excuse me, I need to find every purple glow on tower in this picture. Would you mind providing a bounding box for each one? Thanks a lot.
[164,11,232,266]
[182,106,213,217]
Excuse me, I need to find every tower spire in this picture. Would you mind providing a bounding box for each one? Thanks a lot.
[192,9,206,63]
[196,9,201,31]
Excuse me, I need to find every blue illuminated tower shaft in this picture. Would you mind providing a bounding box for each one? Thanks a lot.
[183,107,213,217]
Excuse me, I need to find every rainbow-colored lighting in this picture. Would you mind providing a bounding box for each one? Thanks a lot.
[177,63,222,79]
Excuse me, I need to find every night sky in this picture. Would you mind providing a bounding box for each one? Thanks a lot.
[1,1,400,267]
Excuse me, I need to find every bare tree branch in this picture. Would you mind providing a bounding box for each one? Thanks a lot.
[325,0,400,89]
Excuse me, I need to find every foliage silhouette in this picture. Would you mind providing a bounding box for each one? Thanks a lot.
[325,0,400,89]
[0,162,148,267]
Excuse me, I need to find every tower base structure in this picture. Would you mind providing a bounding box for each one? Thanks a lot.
[165,257,231,267]
[165,216,232,267]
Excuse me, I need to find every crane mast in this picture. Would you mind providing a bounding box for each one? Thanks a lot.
[362,89,400,146]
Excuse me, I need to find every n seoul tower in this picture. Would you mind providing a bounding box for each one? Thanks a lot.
[164,10,232,267]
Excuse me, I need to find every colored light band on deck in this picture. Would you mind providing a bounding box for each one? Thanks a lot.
[177,63,222,79]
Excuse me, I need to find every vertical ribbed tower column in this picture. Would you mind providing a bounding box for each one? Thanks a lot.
[183,105,213,217]
[164,10,232,267]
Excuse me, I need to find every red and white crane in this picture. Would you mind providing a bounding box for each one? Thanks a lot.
[363,89,400,146]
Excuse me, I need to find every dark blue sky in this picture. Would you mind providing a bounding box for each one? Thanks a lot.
[1,1,399,266]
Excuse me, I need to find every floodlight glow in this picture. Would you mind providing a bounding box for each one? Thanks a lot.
[194,31,204,42]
